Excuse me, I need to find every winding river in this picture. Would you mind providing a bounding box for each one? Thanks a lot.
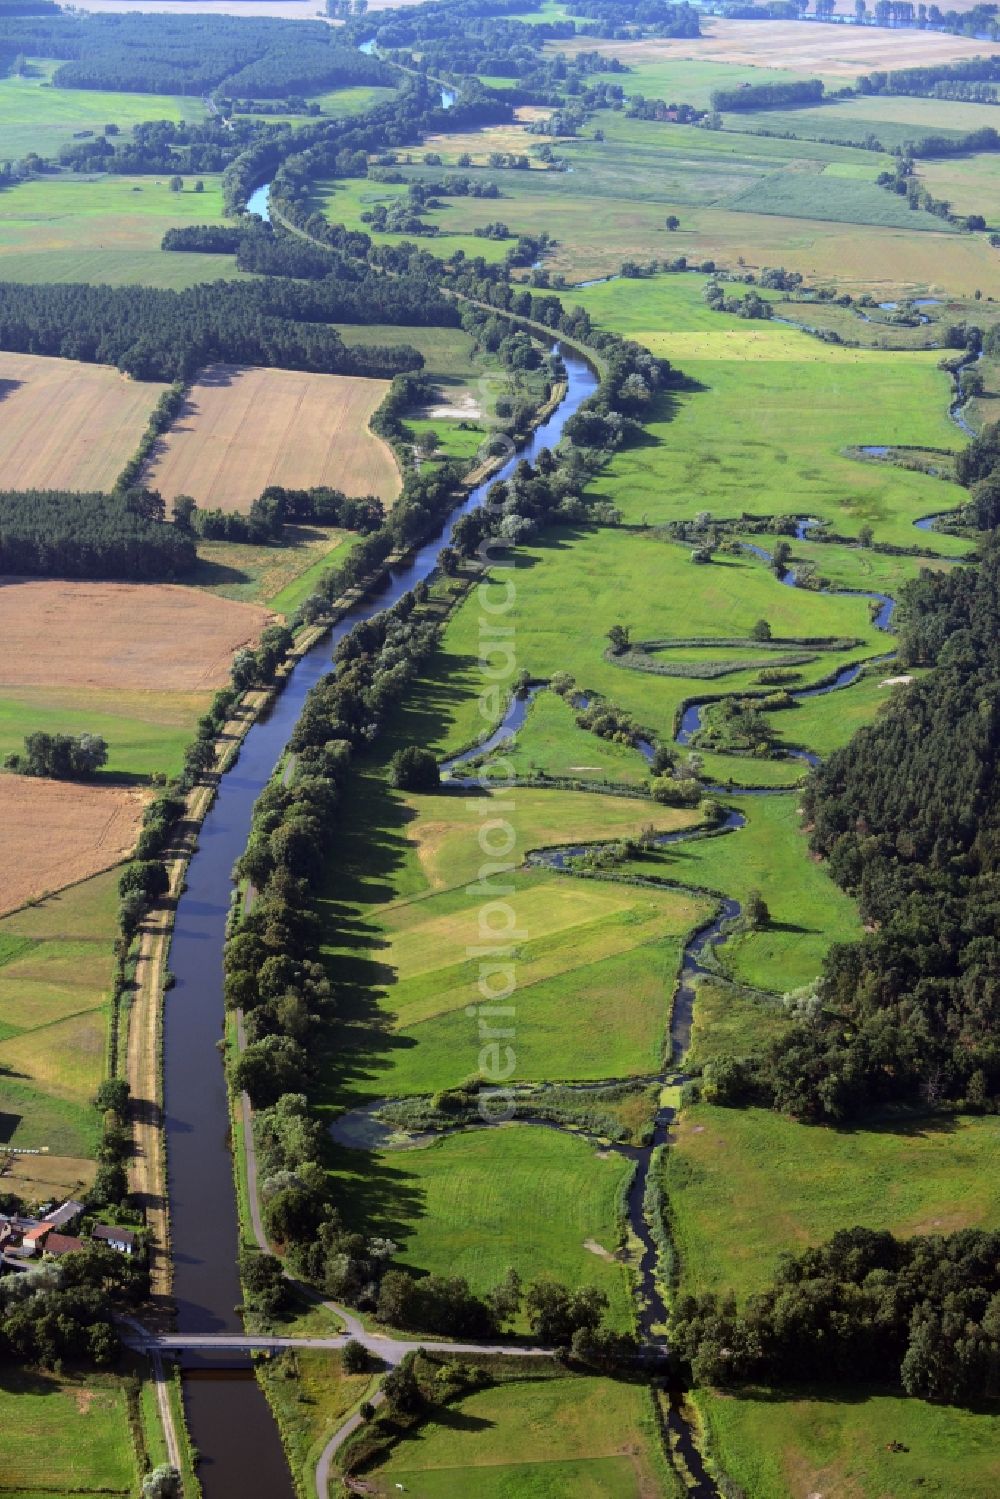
[161,348,597,1494]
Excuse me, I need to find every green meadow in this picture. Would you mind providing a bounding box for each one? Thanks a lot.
[310,174,510,265]
[316,776,709,1104]
[686,976,791,1069]
[667,1104,1000,1299]
[238,82,397,130]
[723,91,1000,152]
[588,57,809,109]
[921,149,1000,227]
[333,1126,635,1329]
[309,105,981,284]
[333,323,482,382]
[0,870,117,1172]
[0,686,203,781]
[695,1386,1000,1499]
[618,792,862,993]
[434,529,887,763]
[0,1367,139,1498]
[370,1372,676,1498]
[0,59,205,160]
[0,172,242,289]
[477,688,653,787]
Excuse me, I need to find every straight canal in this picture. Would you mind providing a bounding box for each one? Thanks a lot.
[162,347,599,1494]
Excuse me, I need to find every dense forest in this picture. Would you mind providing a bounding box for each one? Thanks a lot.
[570,0,701,36]
[0,489,196,580]
[705,541,1000,1121]
[162,221,360,281]
[0,13,393,96]
[671,1226,1000,1407]
[710,78,824,111]
[0,278,445,380]
[0,1244,143,1369]
[857,55,1000,97]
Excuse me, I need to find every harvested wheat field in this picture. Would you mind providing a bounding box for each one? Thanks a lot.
[0,777,148,916]
[0,351,167,492]
[0,578,272,691]
[565,20,994,77]
[145,364,400,510]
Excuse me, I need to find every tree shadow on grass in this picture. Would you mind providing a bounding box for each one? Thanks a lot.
[725,1380,892,1408]
[327,1139,428,1246]
[378,648,484,763]
[0,1364,60,1397]
[188,556,256,590]
[312,769,422,1120]
[845,1109,963,1141]
[417,1404,494,1434]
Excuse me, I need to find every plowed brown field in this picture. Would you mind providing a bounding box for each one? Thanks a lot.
[0,777,148,916]
[0,351,167,492]
[0,578,273,691]
[145,364,400,510]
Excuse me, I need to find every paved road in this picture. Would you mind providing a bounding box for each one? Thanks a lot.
[315,1388,386,1499]
[127,1329,555,1361]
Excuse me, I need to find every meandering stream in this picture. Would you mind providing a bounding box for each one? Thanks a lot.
[159,278,959,1489]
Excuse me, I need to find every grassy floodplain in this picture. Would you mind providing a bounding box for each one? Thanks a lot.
[569,273,969,547]
[367,1372,677,1497]
[317,777,709,1104]
[311,103,1000,289]
[332,1126,638,1329]
[304,231,997,1485]
[0,1367,141,1498]
[616,792,863,993]
[695,1386,1000,1499]
[2,11,994,1494]
[667,1104,1000,1299]
[430,528,893,800]
[0,58,206,160]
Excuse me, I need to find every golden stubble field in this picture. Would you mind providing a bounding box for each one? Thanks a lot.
[145,363,401,510]
[0,577,274,691]
[560,18,995,76]
[0,777,148,917]
[0,351,167,492]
